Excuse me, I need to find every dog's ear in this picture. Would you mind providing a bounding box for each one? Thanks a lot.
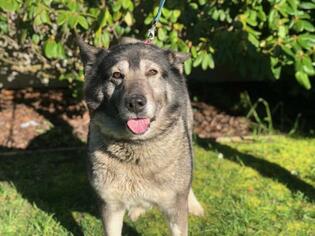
[76,34,106,68]
[119,37,143,45]
[167,51,190,74]
[76,34,108,111]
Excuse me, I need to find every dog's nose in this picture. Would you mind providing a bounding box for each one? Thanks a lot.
[125,94,147,113]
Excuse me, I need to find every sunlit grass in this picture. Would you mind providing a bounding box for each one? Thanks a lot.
[0,135,314,235]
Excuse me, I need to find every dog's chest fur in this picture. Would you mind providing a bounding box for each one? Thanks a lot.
[87,120,192,209]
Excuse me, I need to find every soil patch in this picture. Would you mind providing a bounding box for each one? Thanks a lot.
[0,88,252,150]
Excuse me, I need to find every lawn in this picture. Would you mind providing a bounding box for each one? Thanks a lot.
[0,135,314,235]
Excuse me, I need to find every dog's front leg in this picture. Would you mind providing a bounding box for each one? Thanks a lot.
[164,196,189,236]
[99,201,125,236]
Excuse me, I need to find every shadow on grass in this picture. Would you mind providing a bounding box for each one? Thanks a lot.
[0,145,91,235]
[196,137,315,202]
[0,136,140,236]
[0,89,140,236]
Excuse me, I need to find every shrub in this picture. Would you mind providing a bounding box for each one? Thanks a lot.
[0,0,314,93]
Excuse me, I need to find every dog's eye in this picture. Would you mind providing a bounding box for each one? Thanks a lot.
[146,69,158,76]
[112,72,123,79]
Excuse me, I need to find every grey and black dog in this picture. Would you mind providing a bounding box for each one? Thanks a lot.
[77,36,204,236]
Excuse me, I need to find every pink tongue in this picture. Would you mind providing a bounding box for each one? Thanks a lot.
[127,118,150,134]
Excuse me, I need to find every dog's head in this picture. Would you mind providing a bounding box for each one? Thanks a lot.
[77,36,190,140]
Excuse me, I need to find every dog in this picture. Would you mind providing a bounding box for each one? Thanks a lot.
[77,36,204,236]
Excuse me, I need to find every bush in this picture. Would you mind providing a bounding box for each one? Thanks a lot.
[0,0,314,93]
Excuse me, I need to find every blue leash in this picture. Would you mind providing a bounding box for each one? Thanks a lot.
[153,0,166,24]
[146,0,166,41]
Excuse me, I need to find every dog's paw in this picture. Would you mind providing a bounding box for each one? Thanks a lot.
[128,207,146,221]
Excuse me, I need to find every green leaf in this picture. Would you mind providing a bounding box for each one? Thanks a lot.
[97,10,108,31]
[248,33,259,47]
[219,10,226,22]
[0,18,8,33]
[170,10,181,23]
[191,46,197,58]
[201,53,208,70]
[184,58,192,75]
[247,10,257,26]
[212,10,219,20]
[208,53,215,69]
[173,10,181,19]
[121,0,130,9]
[39,10,50,24]
[294,20,315,32]
[113,11,122,22]
[270,57,282,79]
[57,11,68,25]
[268,9,278,29]
[114,24,124,36]
[287,0,298,13]
[158,28,167,41]
[299,2,315,9]
[302,56,315,75]
[32,34,40,44]
[178,40,189,53]
[105,9,113,25]
[44,38,58,59]
[0,0,20,12]
[55,43,65,59]
[34,15,42,26]
[44,39,65,59]
[278,25,287,38]
[169,31,178,43]
[144,15,153,25]
[200,52,215,70]
[297,34,315,49]
[162,8,171,19]
[272,66,282,79]
[190,3,198,10]
[126,0,134,11]
[291,41,302,51]
[112,2,121,12]
[256,6,266,21]
[281,45,295,57]
[43,0,52,6]
[301,20,315,32]
[193,53,203,67]
[101,31,110,48]
[94,32,102,47]
[68,14,79,28]
[124,12,133,26]
[89,8,100,17]
[295,71,311,89]
[66,1,79,11]
[78,16,89,29]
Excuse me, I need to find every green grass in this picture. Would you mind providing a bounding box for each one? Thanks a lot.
[0,135,314,235]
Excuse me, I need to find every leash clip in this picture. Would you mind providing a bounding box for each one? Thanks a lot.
[145,0,166,42]
[147,23,156,41]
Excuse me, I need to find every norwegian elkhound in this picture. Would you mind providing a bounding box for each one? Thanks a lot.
[77,36,204,236]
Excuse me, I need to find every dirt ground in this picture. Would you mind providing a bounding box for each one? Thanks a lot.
[0,88,251,150]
